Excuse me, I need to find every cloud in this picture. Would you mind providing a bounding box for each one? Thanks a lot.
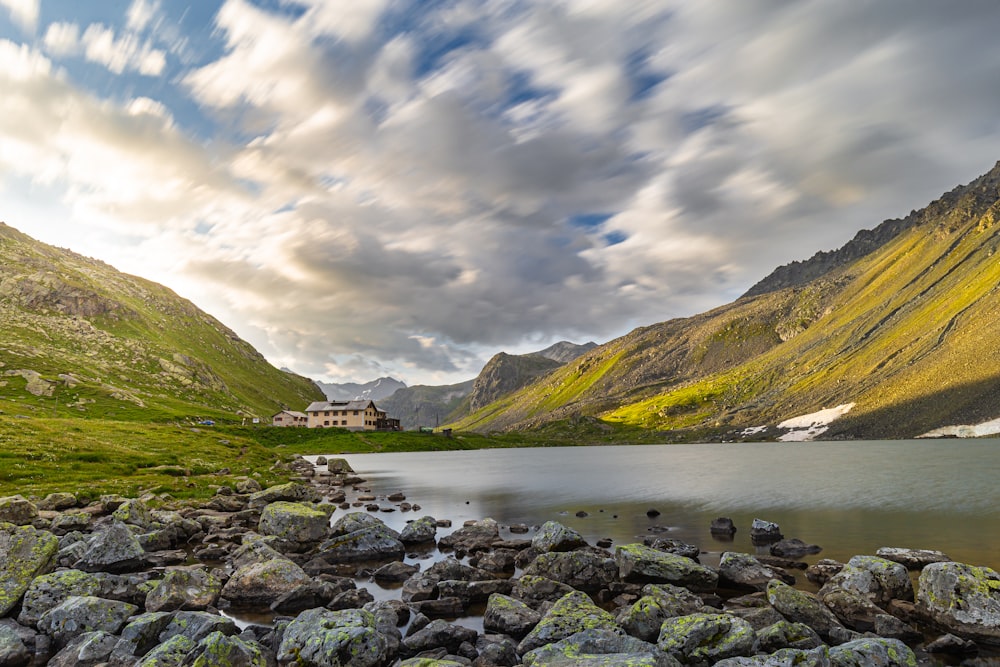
[0,0,37,33]
[80,24,166,76]
[42,22,79,56]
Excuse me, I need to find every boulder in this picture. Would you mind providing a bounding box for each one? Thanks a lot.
[617,584,708,642]
[755,620,824,653]
[820,555,913,608]
[438,518,500,552]
[483,594,541,639]
[400,516,438,544]
[111,499,154,531]
[523,550,618,592]
[319,514,405,563]
[248,482,321,508]
[47,630,117,667]
[277,608,390,667]
[373,561,420,583]
[75,521,146,574]
[713,646,831,666]
[183,630,269,667]
[749,519,783,544]
[144,568,222,612]
[510,575,575,610]
[0,497,38,526]
[765,580,850,643]
[517,591,618,655]
[159,610,238,644]
[656,613,756,665]
[401,618,477,656]
[827,637,917,666]
[719,552,795,591]
[50,513,91,536]
[0,523,59,616]
[642,537,700,561]
[220,558,311,610]
[615,543,718,591]
[133,634,195,667]
[258,501,330,544]
[0,623,30,667]
[805,559,844,586]
[531,521,587,553]
[37,494,77,512]
[769,539,822,559]
[37,595,138,647]
[108,611,175,663]
[875,547,950,570]
[916,561,1000,643]
[819,586,885,631]
[710,517,737,536]
[521,628,679,667]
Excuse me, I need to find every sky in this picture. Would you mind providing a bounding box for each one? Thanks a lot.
[3,1,1000,387]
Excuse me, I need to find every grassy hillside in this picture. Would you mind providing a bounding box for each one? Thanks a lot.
[449,162,1000,440]
[0,223,323,422]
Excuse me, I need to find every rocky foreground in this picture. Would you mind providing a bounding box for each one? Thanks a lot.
[0,457,997,666]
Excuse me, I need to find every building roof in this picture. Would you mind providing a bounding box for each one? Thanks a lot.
[305,400,377,413]
[273,410,307,418]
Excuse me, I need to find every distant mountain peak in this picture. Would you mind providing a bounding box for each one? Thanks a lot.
[317,376,406,402]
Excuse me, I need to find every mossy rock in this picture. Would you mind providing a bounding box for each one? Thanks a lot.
[276,608,389,667]
[656,613,756,664]
[615,543,717,591]
[828,637,917,666]
[916,561,1000,643]
[0,522,59,617]
[517,590,618,655]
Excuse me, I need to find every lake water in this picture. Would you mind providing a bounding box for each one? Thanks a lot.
[329,438,1000,579]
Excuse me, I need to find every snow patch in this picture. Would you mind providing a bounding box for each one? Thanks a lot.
[740,425,768,437]
[919,417,1000,438]
[777,403,855,442]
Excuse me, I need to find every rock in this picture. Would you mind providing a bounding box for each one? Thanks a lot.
[327,458,354,474]
[713,646,831,666]
[327,587,376,611]
[37,595,138,647]
[820,555,913,608]
[50,513,91,536]
[438,519,500,552]
[509,575,575,610]
[37,494,77,512]
[473,549,518,574]
[75,521,146,574]
[0,497,39,526]
[872,614,921,643]
[111,499,154,531]
[319,513,405,563]
[483,594,541,639]
[521,628,678,667]
[258,501,330,544]
[438,579,511,607]
[160,610,238,643]
[819,586,885,631]
[0,623,30,667]
[923,632,978,655]
[144,568,222,612]
[0,523,59,616]
[401,516,438,544]
[805,559,844,586]
[616,584,708,642]
[523,550,618,592]
[656,613,756,665]
[749,519,783,544]
[475,634,518,667]
[248,482,321,509]
[220,558,311,610]
[517,591,618,655]
[47,630,117,667]
[183,630,269,667]
[827,637,917,666]
[719,552,795,591]
[875,547,951,570]
[769,538,822,559]
[531,521,587,553]
[402,618,478,656]
[133,633,194,666]
[235,478,262,494]
[108,611,175,663]
[615,543,718,591]
[374,561,420,583]
[755,620,824,653]
[278,608,390,667]
[642,537,700,561]
[916,561,1000,643]
[765,580,850,643]
[710,517,737,536]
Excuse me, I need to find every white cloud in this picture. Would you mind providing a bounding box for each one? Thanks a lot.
[126,0,160,32]
[0,0,37,33]
[81,24,166,76]
[42,22,80,56]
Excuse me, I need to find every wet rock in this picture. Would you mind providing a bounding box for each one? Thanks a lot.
[327,587,376,611]
[875,547,951,570]
[258,500,330,544]
[521,628,677,667]
[531,521,587,553]
[75,521,146,574]
[916,561,1000,643]
[220,558,311,610]
[483,594,541,639]
[409,597,467,618]
[0,523,59,616]
[516,591,618,655]
[642,537,700,561]
[473,549,518,574]
[710,517,737,536]
[144,568,222,612]
[766,580,851,643]
[401,516,438,545]
[523,550,618,592]
[374,561,420,583]
[278,608,390,667]
[749,519,783,545]
[820,555,913,608]
[719,552,795,591]
[827,637,916,666]
[0,497,38,526]
[438,579,512,607]
[769,538,822,559]
[656,612,756,665]
[37,595,138,647]
[615,543,718,591]
[439,519,501,553]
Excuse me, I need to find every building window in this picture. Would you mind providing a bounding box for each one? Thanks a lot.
[341,420,347,425]
[324,420,330,426]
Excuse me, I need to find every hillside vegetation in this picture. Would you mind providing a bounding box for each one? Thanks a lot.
[0,223,323,422]
[449,161,1000,440]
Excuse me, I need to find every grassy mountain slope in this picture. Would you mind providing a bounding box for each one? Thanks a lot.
[0,223,323,422]
[449,161,1000,440]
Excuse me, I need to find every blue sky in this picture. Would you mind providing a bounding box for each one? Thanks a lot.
[3,0,1000,386]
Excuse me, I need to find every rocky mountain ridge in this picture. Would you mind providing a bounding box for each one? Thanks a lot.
[317,377,406,402]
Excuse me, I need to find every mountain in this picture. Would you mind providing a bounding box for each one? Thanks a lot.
[467,352,564,412]
[317,377,406,402]
[0,222,323,421]
[377,380,475,430]
[448,161,1000,440]
[535,341,599,363]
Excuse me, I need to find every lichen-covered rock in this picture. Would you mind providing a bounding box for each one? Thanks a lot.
[531,521,587,553]
[395,659,467,667]
[258,501,330,544]
[159,611,238,644]
[277,608,390,667]
[145,568,222,612]
[615,543,718,591]
[220,558,311,610]
[47,630,118,667]
[0,522,59,618]
[916,561,1000,643]
[183,630,269,667]
[401,618,477,656]
[827,637,917,666]
[755,620,824,653]
[875,547,950,570]
[510,575,575,610]
[400,516,438,545]
[821,556,912,608]
[0,623,30,667]
[37,493,78,512]
[719,552,795,591]
[713,646,831,666]
[108,611,175,664]
[112,499,155,531]
[248,482,321,509]
[437,518,500,552]
[19,569,103,627]
[483,593,541,638]
[0,497,39,526]
[617,584,709,642]
[37,595,138,647]
[516,591,618,655]
[319,513,404,563]
[50,513,91,536]
[523,550,618,592]
[133,634,195,666]
[766,580,850,643]
[522,628,680,667]
[656,613,756,665]
[75,521,146,574]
